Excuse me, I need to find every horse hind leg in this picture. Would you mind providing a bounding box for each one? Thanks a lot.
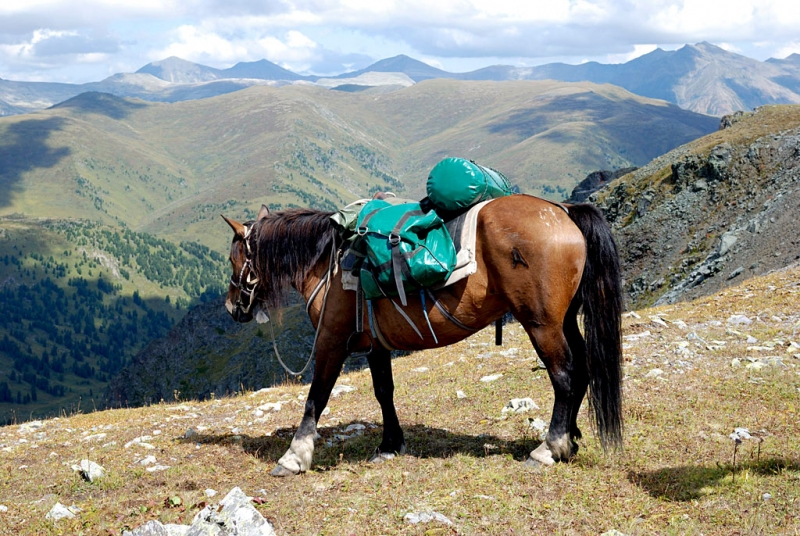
[366,346,406,462]
[521,322,579,466]
[563,301,589,446]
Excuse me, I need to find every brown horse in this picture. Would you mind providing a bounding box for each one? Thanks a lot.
[222,195,623,476]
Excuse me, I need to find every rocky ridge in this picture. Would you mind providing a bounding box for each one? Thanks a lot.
[592,105,800,307]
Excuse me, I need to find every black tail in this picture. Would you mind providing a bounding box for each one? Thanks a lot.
[567,203,624,451]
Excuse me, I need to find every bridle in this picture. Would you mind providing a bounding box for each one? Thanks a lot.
[229,224,259,316]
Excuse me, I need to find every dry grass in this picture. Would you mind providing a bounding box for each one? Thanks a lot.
[2,266,800,535]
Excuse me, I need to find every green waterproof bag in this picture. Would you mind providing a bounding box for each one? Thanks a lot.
[427,157,513,212]
[352,199,457,305]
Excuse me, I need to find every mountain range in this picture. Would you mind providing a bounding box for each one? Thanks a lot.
[2,43,800,117]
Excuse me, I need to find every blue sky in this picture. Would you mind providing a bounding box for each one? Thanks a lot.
[2,0,799,84]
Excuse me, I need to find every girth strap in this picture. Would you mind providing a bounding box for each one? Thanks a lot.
[425,289,478,333]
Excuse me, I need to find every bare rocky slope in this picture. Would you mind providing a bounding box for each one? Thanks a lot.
[592,104,800,308]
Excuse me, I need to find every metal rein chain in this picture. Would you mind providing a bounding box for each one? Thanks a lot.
[266,233,337,377]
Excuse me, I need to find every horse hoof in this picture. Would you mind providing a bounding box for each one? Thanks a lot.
[369,444,406,464]
[270,464,298,477]
[523,457,546,471]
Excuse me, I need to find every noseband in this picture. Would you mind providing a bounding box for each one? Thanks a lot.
[230,224,259,315]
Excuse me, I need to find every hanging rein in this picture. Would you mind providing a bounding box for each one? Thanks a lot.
[234,222,338,377]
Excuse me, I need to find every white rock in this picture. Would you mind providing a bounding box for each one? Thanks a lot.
[412,367,429,373]
[81,433,107,443]
[622,311,641,319]
[344,423,366,433]
[46,502,76,521]
[138,455,157,466]
[456,390,467,399]
[0,504,7,513]
[256,402,283,412]
[502,398,539,414]
[331,384,356,397]
[624,331,651,341]
[71,460,105,482]
[746,335,758,344]
[18,421,44,435]
[404,511,453,525]
[204,489,218,498]
[480,373,503,382]
[146,465,171,472]
[727,315,752,325]
[528,418,548,440]
[649,316,669,328]
[672,320,688,329]
[645,368,664,378]
[730,358,742,368]
[745,361,767,370]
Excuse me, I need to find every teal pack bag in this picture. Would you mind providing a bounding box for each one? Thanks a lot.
[352,199,457,305]
[427,157,513,212]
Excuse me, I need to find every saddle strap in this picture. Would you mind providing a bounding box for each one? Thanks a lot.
[425,289,478,333]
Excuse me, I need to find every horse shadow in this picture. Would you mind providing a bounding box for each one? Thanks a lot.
[181,421,539,470]
[628,458,800,502]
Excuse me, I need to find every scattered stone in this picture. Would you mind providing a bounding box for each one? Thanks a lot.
[71,460,105,483]
[138,455,157,466]
[645,368,664,378]
[498,348,520,357]
[730,428,751,443]
[624,331,651,341]
[622,311,641,319]
[190,487,276,535]
[531,357,547,370]
[122,520,190,535]
[403,511,453,526]
[728,267,744,280]
[256,402,283,412]
[331,384,356,397]
[412,367,429,373]
[204,489,217,498]
[146,465,171,473]
[649,316,669,328]
[456,390,467,399]
[730,358,742,368]
[672,320,689,329]
[686,331,705,342]
[746,335,758,344]
[528,418,548,440]
[600,530,627,536]
[46,502,77,521]
[728,315,752,325]
[480,373,503,382]
[0,504,7,513]
[718,231,738,256]
[81,433,107,443]
[745,361,767,371]
[763,493,772,501]
[502,398,539,414]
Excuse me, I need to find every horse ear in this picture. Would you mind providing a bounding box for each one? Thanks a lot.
[257,204,270,220]
[221,214,246,237]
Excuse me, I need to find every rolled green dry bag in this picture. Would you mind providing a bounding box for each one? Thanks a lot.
[426,157,513,212]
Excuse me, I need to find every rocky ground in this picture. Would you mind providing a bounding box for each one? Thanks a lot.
[592,104,800,309]
[1,263,799,535]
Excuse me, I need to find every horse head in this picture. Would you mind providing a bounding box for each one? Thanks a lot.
[221,204,270,323]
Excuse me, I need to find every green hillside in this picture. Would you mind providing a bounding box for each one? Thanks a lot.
[1,82,716,249]
[0,217,226,422]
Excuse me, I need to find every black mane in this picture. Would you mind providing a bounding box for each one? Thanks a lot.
[250,208,335,307]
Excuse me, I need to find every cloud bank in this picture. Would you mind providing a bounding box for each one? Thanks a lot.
[1,0,799,83]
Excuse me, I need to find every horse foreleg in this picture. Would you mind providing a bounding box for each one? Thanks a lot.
[365,346,406,462]
[524,324,578,466]
[271,346,348,477]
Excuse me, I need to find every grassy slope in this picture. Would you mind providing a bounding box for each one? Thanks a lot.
[1,264,798,535]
